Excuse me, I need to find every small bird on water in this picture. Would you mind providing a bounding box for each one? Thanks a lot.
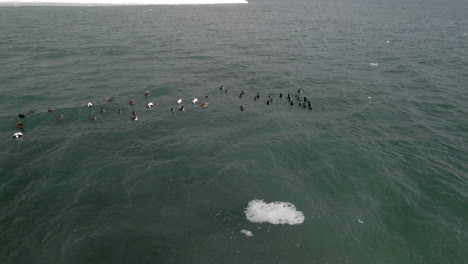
[12,132,23,139]
[17,121,24,129]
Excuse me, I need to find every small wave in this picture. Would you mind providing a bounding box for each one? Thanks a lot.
[245,199,305,225]
[240,229,253,237]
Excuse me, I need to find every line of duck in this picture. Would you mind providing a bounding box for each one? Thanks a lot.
[11,86,313,139]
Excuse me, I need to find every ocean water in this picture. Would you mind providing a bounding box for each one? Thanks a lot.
[1,0,468,263]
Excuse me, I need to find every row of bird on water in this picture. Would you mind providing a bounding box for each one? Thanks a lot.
[12,86,312,139]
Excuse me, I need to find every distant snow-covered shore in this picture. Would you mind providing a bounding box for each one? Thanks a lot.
[0,0,248,5]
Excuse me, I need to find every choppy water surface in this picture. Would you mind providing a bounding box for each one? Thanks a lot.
[1,0,467,263]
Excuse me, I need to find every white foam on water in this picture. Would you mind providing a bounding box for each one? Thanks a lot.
[369,63,378,66]
[245,199,305,225]
[358,219,364,224]
[240,229,253,237]
[0,0,247,5]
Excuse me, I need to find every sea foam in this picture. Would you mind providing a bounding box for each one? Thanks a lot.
[0,0,247,5]
[245,199,305,225]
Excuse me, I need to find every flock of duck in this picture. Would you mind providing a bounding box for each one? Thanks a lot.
[11,85,312,139]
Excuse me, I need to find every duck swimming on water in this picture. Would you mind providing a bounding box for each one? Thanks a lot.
[192,98,198,104]
[18,113,25,118]
[147,102,154,108]
[17,121,24,129]
[12,132,23,138]
[177,99,182,105]
[201,102,209,108]
[87,102,93,108]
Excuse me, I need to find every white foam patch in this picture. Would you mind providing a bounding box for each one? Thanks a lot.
[369,63,378,66]
[245,199,305,225]
[0,0,247,5]
[240,229,253,237]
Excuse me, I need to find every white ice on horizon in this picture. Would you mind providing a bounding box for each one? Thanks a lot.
[245,199,305,225]
[0,0,247,5]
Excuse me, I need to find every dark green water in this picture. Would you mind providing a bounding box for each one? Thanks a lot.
[1,0,468,263]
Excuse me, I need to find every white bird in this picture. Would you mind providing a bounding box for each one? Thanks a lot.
[132,116,139,121]
[177,99,182,105]
[87,102,93,108]
[192,98,198,104]
[147,102,154,108]
[12,132,23,138]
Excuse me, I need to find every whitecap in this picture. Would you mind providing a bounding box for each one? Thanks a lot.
[245,199,304,225]
[369,63,378,66]
[240,229,253,237]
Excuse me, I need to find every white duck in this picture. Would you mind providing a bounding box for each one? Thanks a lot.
[13,132,23,138]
